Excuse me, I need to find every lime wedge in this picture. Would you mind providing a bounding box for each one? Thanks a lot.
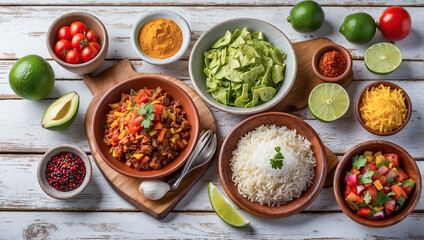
[364,42,402,74]
[41,91,79,131]
[208,182,250,227]
[308,83,350,122]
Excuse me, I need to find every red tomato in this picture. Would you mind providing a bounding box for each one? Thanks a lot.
[70,21,87,36]
[384,153,399,168]
[81,45,99,62]
[71,33,88,50]
[135,90,150,104]
[58,26,72,41]
[345,192,364,203]
[54,39,72,61]
[65,49,82,64]
[357,207,371,217]
[379,6,411,41]
[361,163,377,174]
[368,186,378,202]
[403,186,413,195]
[153,104,164,122]
[86,29,99,42]
[88,41,102,52]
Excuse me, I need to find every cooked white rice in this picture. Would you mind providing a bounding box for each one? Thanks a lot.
[230,124,316,206]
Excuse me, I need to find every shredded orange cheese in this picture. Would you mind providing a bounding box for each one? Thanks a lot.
[360,84,407,133]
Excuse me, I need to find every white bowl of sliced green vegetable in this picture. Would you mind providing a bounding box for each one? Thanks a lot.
[189,18,297,115]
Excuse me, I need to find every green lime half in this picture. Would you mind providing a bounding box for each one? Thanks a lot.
[208,182,250,227]
[308,83,350,122]
[364,42,402,74]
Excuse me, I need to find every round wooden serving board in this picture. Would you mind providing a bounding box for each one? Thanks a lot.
[84,59,217,220]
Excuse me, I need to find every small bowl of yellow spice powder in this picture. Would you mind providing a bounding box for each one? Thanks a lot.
[131,10,191,65]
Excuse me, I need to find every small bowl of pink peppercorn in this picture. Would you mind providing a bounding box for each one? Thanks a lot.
[37,144,92,200]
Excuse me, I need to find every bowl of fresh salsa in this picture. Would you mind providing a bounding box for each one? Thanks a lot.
[333,140,421,227]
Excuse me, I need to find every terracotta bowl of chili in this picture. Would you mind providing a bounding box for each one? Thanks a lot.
[312,43,352,84]
[219,112,327,218]
[333,140,421,227]
[46,12,108,74]
[355,81,412,136]
[37,144,92,200]
[91,75,200,179]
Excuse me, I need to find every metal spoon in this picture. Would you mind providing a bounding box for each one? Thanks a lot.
[139,130,217,200]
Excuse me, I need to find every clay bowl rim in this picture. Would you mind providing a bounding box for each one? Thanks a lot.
[218,112,327,218]
[311,43,352,83]
[355,81,412,136]
[91,75,200,179]
[37,144,92,200]
[333,140,421,228]
[46,12,108,69]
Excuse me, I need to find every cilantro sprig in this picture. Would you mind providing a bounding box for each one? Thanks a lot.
[270,146,284,169]
[137,103,156,130]
[359,170,374,184]
[352,155,367,169]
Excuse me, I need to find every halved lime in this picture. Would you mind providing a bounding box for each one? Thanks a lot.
[308,83,350,122]
[364,43,402,74]
[208,182,250,227]
[41,91,79,131]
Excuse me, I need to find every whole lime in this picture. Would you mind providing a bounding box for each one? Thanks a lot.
[287,0,325,33]
[340,12,376,44]
[9,55,55,100]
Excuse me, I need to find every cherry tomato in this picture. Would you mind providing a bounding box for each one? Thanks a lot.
[54,39,72,61]
[88,41,101,52]
[81,45,99,62]
[66,49,82,64]
[86,29,99,42]
[70,21,87,36]
[379,6,411,41]
[58,26,72,41]
[71,33,88,50]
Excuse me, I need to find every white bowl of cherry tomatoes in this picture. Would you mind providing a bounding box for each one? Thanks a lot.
[46,12,108,74]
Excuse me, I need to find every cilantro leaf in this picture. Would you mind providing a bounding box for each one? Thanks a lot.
[373,191,392,206]
[346,171,352,175]
[137,103,156,129]
[391,181,402,186]
[395,196,406,211]
[386,174,394,184]
[347,199,359,211]
[131,101,136,107]
[352,155,367,169]
[402,178,415,188]
[364,190,372,204]
[376,160,390,168]
[359,170,374,184]
[374,172,381,177]
[102,122,108,129]
[387,191,395,197]
[270,146,284,169]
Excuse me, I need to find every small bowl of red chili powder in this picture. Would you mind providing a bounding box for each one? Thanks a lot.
[312,44,352,83]
[37,144,92,200]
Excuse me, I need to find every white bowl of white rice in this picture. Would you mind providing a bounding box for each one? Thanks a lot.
[218,112,327,218]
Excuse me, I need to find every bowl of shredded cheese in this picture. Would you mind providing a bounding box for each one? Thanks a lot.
[355,81,412,136]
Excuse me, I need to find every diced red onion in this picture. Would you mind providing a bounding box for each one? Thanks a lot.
[373,210,386,219]
[385,199,396,212]
[356,185,365,195]
[378,165,389,175]
[387,170,396,178]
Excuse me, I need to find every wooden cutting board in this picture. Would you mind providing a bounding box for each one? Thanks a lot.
[84,59,217,220]
[83,38,347,220]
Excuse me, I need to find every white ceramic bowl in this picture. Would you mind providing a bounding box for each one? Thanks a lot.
[131,10,191,65]
[189,18,297,115]
[37,144,92,200]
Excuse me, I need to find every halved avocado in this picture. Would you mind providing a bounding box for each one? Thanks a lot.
[41,91,79,131]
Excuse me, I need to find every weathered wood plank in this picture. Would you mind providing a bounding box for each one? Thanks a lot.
[0,6,423,60]
[1,212,423,239]
[0,80,423,156]
[1,0,423,6]
[1,59,424,96]
[0,154,422,212]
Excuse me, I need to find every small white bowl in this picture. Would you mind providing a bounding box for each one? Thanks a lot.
[131,10,191,65]
[37,144,92,200]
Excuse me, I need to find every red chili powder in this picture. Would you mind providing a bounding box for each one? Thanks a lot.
[318,50,347,78]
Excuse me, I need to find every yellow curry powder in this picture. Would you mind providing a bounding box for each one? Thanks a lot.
[138,18,183,59]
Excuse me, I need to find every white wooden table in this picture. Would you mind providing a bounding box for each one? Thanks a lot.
[1,1,424,239]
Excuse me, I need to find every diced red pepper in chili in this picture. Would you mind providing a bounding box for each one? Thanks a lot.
[136,90,150,104]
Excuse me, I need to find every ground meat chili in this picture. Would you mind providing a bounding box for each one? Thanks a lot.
[103,86,191,171]
[318,50,347,78]
[46,152,86,192]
